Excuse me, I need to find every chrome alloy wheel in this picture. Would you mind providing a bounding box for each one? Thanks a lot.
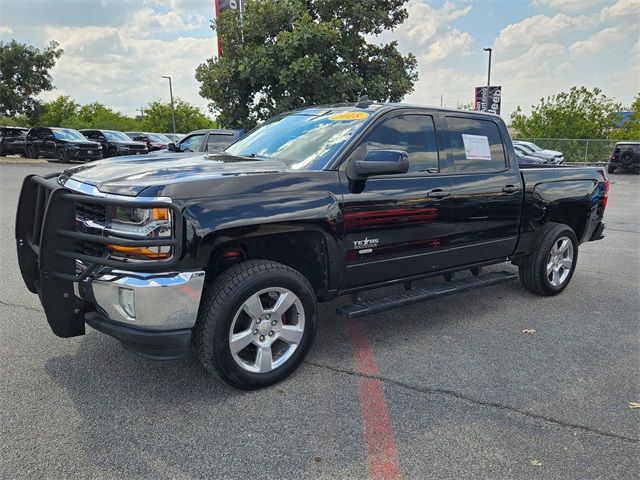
[547,236,574,287]
[228,287,305,373]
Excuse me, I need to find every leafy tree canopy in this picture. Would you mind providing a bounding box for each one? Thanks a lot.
[141,99,218,133]
[616,94,640,140]
[510,86,622,139]
[21,96,216,133]
[0,40,63,118]
[196,0,418,130]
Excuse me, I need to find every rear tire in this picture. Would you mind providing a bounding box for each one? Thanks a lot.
[26,145,37,159]
[607,164,615,174]
[519,223,578,296]
[194,260,318,389]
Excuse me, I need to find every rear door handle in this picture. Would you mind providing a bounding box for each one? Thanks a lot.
[502,185,519,194]
[426,189,451,199]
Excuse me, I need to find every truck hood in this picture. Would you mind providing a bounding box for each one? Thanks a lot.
[59,153,290,196]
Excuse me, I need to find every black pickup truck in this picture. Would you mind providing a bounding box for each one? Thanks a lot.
[16,103,608,389]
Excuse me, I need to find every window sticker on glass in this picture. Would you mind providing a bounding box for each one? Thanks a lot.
[328,112,369,121]
[461,134,492,160]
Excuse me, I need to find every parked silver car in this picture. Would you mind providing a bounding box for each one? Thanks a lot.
[513,141,564,164]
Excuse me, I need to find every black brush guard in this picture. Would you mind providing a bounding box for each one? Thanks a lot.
[15,174,183,338]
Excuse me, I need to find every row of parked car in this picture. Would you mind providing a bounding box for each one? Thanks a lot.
[0,126,243,162]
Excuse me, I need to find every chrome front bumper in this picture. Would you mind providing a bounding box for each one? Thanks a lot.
[77,269,206,331]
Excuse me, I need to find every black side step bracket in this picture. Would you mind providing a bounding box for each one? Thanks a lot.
[336,271,517,320]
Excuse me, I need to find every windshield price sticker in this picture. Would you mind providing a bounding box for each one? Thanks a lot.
[328,112,369,121]
[462,134,492,160]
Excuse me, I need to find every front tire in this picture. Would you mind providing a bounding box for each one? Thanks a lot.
[194,260,318,389]
[56,148,69,163]
[519,223,578,296]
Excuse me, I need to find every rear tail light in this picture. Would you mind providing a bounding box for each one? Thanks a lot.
[602,180,609,210]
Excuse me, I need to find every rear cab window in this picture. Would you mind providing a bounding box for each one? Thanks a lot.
[446,116,507,173]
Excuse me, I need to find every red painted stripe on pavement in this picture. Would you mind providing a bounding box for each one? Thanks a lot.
[346,320,402,480]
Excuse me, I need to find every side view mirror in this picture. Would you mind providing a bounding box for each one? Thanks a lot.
[167,142,177,151]
[347,149,409,180]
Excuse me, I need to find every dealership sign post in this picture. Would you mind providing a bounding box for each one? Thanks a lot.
[474,86,502,115]
[215,0,246,57]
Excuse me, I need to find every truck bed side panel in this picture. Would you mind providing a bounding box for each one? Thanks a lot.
[513,167,606,259]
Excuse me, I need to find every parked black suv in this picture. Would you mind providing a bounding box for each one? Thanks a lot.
[608,142,639,173]
[80,129,148,157]
[0,126,28,156]
[25,127,103,163]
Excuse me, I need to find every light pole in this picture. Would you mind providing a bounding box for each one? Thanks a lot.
[483,47,492,112]
[161,75,176,133]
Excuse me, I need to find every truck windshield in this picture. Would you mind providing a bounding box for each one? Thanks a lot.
[225,110,370,170]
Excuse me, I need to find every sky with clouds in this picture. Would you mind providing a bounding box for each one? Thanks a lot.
[1,0,638,121]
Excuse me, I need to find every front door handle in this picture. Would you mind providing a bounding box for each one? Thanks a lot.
[426,189,451,199]
[502,185,519,194]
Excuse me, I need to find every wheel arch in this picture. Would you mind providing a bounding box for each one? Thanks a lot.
[202,227,333,301]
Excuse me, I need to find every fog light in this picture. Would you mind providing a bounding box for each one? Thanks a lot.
[118,288,135,318]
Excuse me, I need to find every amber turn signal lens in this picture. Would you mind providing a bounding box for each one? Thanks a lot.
[107,244,170,259]
[152,208,170,221]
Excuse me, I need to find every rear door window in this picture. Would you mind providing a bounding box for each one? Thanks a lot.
[207,134,235,153]
[446,117,507,173]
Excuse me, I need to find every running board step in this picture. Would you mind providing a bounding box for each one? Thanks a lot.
[336,271,518,320]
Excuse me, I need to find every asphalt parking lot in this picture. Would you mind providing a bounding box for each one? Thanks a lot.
[1,161,638,479]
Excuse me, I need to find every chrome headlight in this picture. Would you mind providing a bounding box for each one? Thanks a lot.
[106,207,172,259]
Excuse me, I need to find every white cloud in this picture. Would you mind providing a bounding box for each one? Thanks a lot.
[494,14,594,51]
[422,30,473,62]
[128,7,207,37]
[599,0,640,22]
[569,26,626,56]
[390,0,473,46]
[531,0,607,12]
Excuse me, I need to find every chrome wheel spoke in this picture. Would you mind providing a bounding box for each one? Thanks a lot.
[279,325,304,345]
[558,239,570,254]
[229,329,254,354]
[552,269,560,286]
[561,258,573,269]
[256,345,273,373]
[242,293,264,319]
[271,291,296,317]
[546,261,554,275]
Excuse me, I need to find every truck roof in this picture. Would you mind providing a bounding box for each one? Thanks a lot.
[287,102,503,119]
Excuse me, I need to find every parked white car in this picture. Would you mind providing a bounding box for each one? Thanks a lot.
[513,141,564,164]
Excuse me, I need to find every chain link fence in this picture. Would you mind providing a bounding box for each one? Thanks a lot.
[515,138,622,164]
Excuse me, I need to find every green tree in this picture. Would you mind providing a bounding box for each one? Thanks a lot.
[0,40,63,118]
[75,102,140,131]
[141,99,217,133]
[616,94,640,140]
[510,86,622,139]
[38,95,79,127]
[196,0,418,130]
